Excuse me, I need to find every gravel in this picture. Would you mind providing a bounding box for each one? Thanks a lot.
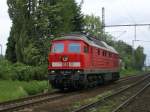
[120,86,150,112]
[19,74,147,112]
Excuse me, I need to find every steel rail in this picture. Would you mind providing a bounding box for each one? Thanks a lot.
[0,90,58,107]
[111,82,150,112]
[116,72,148,83]
[72,74,150,112]
[118,74,143,82]
[0,93,69,112]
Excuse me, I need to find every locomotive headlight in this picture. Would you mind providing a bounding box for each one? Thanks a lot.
[51,70,55,73]
[77,70,81,73]
[69,62,80,67]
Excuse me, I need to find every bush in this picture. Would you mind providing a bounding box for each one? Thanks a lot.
[0,59,47,81]
[0,59,14,80]
[22,81,48,95]
[120,68,142,77]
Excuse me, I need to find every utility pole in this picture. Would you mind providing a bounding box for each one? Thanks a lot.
[132,40,135,67]
[134,25,137,40]
[102,7,105,32]
[102,7,105,41]
[0,44,2,56]
[132,25,137,67]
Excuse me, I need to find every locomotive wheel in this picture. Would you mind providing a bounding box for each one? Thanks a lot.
[97,75,104,85]
[112,72,120,81]
[101,74,107,85]
[86,74,98,88]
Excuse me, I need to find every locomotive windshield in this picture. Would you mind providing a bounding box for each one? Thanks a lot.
[52,43,64,53]
[69,43,80,53]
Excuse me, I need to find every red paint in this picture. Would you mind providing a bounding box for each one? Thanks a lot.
[48,37,120,72]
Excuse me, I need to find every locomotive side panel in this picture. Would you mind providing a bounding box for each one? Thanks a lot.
[92,47,109,69]
[87,46,120,72]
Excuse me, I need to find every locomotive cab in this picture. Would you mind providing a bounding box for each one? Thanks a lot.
[48,37,90,89]
[48,40,86,69]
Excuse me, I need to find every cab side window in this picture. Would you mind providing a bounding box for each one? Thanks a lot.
[98,49,100,55]
[84,46,89,53]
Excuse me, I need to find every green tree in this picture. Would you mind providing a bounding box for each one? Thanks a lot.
[84,15,103,39]
[6,26,17,63]
[134,46,146,70]
[6,0,83,65]
[113,40,133,69]
[48,0,83,35]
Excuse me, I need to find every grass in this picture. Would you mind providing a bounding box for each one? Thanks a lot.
[72,90,113,110]
[0,80,50,102]
[120,69,144,77]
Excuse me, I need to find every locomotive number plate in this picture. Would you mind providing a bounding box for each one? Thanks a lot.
[62,62,69,66]
[52,62,80,67]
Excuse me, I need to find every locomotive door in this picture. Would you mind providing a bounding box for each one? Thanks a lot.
[83,44,90,67]
[91,47,94,67]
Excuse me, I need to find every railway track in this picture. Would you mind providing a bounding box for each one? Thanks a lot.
[112,81,150,112]
[0,91,71,112]
[72,74,150,112]
[117,73,147,82]
[0,73,148,112]
[0,91,57,106]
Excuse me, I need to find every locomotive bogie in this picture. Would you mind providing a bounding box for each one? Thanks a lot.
[48,71,120,90]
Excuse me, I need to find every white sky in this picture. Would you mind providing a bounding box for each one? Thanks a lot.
[76,0,150,65]
[0,0,150,65]
[0,0,12,55]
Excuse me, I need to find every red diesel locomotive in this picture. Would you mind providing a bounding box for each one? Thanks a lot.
[48,34,120,90]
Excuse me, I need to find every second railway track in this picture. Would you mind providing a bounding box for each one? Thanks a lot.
[112,81,150,112]
[72,74,150,112]
[0,91,73,112]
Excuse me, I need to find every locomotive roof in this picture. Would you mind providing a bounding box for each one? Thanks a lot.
[54,34,118,54]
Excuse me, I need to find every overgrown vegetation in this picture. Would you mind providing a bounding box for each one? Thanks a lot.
[0,80,49,102]
[120,69,143,77]
[0,59,47,81]
[0,58,49,102]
